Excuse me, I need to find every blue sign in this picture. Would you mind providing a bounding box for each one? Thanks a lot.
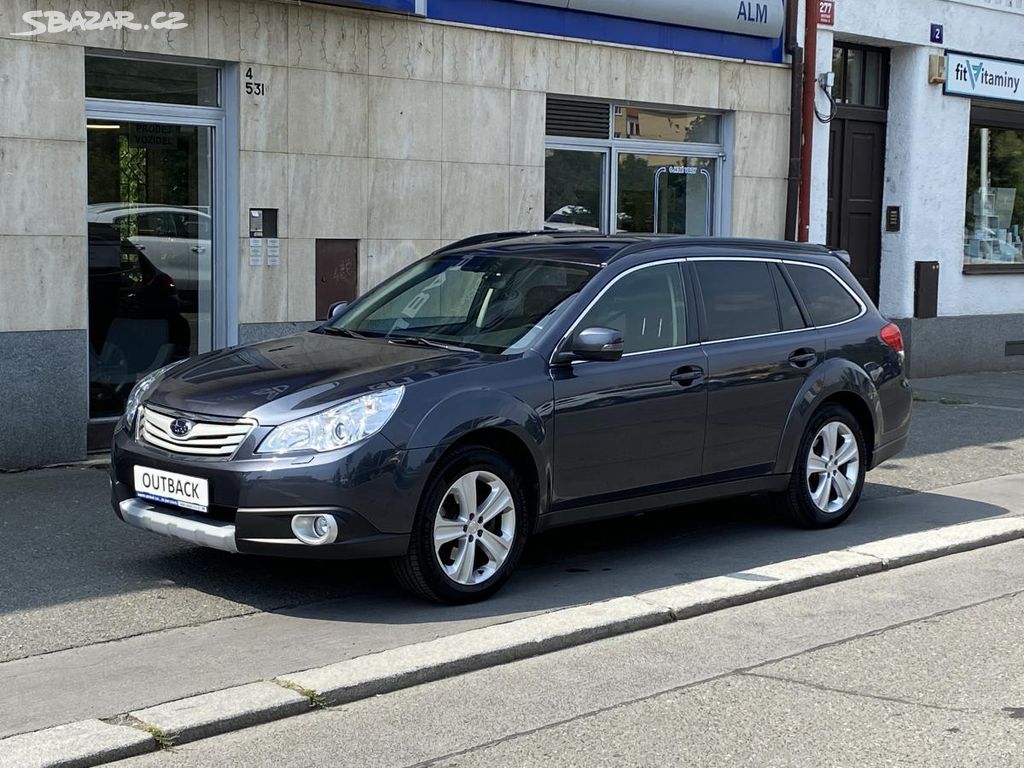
[306,0,785,62]
[931,23,944,44]
[428,0,785,63]
[518,0,785,39]
[310,0,421,14]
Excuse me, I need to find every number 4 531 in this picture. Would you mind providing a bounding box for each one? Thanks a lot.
[244,67,266,96]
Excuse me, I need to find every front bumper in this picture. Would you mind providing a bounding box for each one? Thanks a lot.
[119,497,238,553]
[110,427,429,559]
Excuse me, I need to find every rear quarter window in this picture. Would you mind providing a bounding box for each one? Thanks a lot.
[786,264,862,327]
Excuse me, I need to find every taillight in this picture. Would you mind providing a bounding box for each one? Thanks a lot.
[880,322,904,354]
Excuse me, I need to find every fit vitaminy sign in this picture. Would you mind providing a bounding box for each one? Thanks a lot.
[946,52,1024,104]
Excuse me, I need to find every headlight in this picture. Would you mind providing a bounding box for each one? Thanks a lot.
[256,386,405,455]
[124,361,185,429]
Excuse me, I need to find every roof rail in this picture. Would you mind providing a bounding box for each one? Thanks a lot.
[434,231,545,254]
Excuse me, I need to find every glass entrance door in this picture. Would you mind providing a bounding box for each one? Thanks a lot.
[615,153,716,235]
[86,120,213,419]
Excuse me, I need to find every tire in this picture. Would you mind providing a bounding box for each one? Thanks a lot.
[392,446,531,604]
[777,404,867,529]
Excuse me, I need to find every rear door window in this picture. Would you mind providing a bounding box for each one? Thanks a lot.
[786,264,862,326]
[695,260,781,341]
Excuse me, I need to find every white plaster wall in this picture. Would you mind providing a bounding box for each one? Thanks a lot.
[803,0,1024,318]
[828,0,1024,56]
[806,27,832,246]
[879,47,973,318]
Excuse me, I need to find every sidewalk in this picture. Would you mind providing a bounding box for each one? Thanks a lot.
[105,540,1024,768]
[1,371,1023,762]
[913,370,1024,408]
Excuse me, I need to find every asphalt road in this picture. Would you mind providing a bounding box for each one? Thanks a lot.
[3,398,1023,663]
[113,537,1024,767]
[1,383,1023,739]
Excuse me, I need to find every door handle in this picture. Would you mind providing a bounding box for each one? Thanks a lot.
[788,348,819,368]
[670,365,705,389]
[191,246,206,253]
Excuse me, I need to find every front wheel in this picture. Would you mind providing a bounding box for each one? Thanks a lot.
[392,446,530,603]
[777,405,866,528]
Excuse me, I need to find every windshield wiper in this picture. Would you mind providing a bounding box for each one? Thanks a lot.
[317,327,367,339]
[386,335,476,353]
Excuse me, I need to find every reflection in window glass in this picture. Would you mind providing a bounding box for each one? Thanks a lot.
[613,108,720,143]
[787,265,861,326]
[834,44,887,108]
[965,125,1024,266]
[87,120,213,418]
[864,50,883,107]
[544,149,605,231]
[832,47,847,103]
[772,265,806,331]
[578,264,685,353]
[844,48,864,105]
[334,255,598,353]
[617,154,715,235]
[86,56,219,106]
[696,261,780,341]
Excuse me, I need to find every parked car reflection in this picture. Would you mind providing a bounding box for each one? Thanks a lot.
[88,222,191,418]
[88,203,211,313]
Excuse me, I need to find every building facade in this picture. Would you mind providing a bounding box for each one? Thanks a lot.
[803,0,1024,377]
[0,0,792,468]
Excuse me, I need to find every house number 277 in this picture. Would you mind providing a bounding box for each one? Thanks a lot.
[244,67,266,97]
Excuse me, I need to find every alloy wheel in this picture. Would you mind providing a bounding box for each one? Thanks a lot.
[433,470,517,586]
[805,421,861,514]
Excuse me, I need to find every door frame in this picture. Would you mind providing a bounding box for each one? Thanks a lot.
[827,110,887,303]
[84,54,239,445]
[827,42,890,303]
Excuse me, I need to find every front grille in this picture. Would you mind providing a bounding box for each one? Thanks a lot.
[139,406,256,458]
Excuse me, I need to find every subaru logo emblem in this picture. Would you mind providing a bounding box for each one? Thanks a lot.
[170,418,194,437]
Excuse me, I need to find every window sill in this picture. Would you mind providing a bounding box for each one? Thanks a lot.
[963,263,1024,275]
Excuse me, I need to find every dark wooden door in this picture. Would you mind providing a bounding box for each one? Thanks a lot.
[315,239,359,320]
[827,114,886,302]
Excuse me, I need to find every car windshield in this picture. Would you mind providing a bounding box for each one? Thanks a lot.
[325,251,600,354]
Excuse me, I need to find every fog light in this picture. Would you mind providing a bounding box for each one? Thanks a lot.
[291,513,339,546]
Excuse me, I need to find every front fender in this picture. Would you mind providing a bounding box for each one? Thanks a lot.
[401,387,550,512]
[774,359,883,475]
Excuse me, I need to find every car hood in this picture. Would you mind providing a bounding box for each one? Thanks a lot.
[146,331,484,424]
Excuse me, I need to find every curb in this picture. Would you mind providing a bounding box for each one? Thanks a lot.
[4,515,1024,767]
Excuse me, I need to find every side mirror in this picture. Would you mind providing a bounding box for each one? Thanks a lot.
[571,326,624,362]
[327,301,349,321]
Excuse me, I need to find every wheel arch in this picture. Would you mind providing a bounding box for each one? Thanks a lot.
[404,387,549,528]
[818,391,876,468]
[774,360,882,475]
[442,428,542,531]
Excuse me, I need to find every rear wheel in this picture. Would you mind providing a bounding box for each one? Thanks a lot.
[392,446,530,603]
[777,404,866,528]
